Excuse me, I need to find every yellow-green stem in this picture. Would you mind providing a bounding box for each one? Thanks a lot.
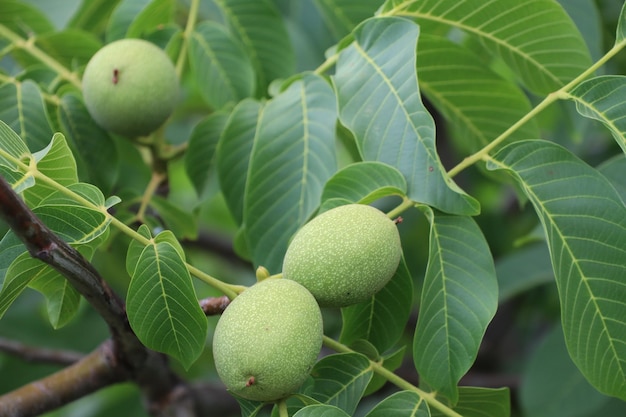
[0,24,81,88]
[277,398,289,417]
[447,39,626,178]
[136,170,166,222]
[175,0,200,77]
[322,336,462,417]
[386,196,416,220]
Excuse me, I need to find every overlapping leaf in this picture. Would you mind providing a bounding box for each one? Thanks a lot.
[340,258,412,353]
[244,73,337,272]
[320,161,407,210]
[413,208,498,404]
[214,0,295,94]
[313,0,384,39]
[0,0,55,36]
[185,111,230,197]
[0,80,54,152]
[520,325,610,417]
[216,99,263,225]
[293,405,351,417]
[597,154,626,204]
[68,0,122,34]
[366,391,429,417]
[188,22,255,109]
[58,93,119,194]
[23,133,78,207]
[568,76,626,155]
[334,17,479,216]
[106,0,174,42]
[430,387,510,417]
[417,34,539,153]
[382,0,592,95]
[126,230,207,369]
[487,140,626,401]
[0,119,30,169]
[306,353,373,415]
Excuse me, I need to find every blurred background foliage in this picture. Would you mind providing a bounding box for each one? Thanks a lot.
[0,0,625,416]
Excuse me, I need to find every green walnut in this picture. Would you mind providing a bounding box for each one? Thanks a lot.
[282,204,402,308]
[82,38,179,137]
[212,279,323,401]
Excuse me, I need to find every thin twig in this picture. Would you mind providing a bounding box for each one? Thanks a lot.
[0,337,85,366]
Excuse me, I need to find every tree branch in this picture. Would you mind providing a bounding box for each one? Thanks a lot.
[0,175,194,416]
[0,340,123,417]
[0,337,84,366]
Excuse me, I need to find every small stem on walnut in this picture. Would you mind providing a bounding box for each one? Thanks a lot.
[386,196,415,220]
[277,398,289,417]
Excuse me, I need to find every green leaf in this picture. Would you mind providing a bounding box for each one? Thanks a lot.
[365,391,429,417]
[382,0,592,95]
[27,29,102,69]
[244,73,337,272]
[185,111,230,197]
[0,231,26,282]
[340,257,412,353]
[58,92,119,194]
[216,99,263,225]
[293,405,351,417]
[417,34,539,153]
[0,119,30,169]
[568,75,626,155]
[23,133,78,207]
[0,0,55,36]
[0,253,44,319]
[214,0,295,94]
[106,0,174,42]
[413,208,498,404]
[29,272,80,329]
[321,161,407,207]
[597,154,626,204]
[312,0,383,39]
[149,196,198,240]
[32,206,108,245]
[430,387,510,417]
[126,224,152,276]
[68,0,122,34]
[334,17,479,215]
[0,80,54,152]
[496,242,553,302]
[306,353,373,415]
[520,324,610,417]
[616,1,626,44]
[487,140,626,401]
[126,236,207,369]
[235,397,267,417]
[188,21,255,109]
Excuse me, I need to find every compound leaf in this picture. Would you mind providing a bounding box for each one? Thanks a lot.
[487,140,626,401]
[568,75,626,155]
[306,353,373,415]
[413,209,498,404]
[126,236,207,369]
[334,17,479,215]
[382,0,592,95]
[244,73,337,272]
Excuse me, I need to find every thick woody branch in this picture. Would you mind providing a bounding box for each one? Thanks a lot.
[0,340,123,417]
[0,175,191,416]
